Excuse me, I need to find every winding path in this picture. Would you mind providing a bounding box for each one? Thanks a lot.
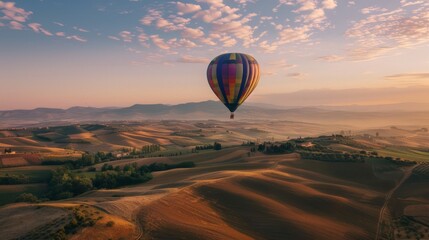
[375,164,419,240]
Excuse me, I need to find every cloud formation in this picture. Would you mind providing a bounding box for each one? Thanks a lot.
[346,1,429,61]
[0,1,89,42]
[136,0,337,54]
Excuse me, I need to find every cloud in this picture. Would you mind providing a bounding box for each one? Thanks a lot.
[156,18,172,28]
[9,20,23,30]
[346,3,429,61]
[108,35,120,41]
[119,31,133,42]
[322,0,337,9]
[0,1,32,31]
[385,73,429,82]
[259,40,278,53]
[138,32,149,46]
[273,0,294,12]
[360,7,387,15]
[268,59,297,69]
[400,0,424,7]
[200,37,216,45]
[135,0,336,56]
[177,55,209,63]
[263,59,297,76]
[219,35,237,47]
[193,8,222,22]
[177,38,198,48]
[277,26,311,45]
[66,35,87,42]
[287,72,304,78]
[261,70,276,76]
[182,27,204,38]
[55,32,65,37]
[53,21,64,27]
[176,2,202,14]
[0,1,32,23]
[295,0,317,12]
[140,9,162,25]
[150,35,170,50]
[307,8,326,23]
[316,55,344,62]
[73,26,89,33]
[28,23,53,36]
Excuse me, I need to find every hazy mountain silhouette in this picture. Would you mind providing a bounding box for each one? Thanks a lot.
[1,100,429,128]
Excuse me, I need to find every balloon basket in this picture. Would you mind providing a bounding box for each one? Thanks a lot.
[230,113,234,119]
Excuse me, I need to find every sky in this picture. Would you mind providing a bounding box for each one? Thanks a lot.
[0,0,428,110]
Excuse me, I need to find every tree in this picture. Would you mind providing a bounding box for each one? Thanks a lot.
[71,176,93,195]
[15,193,38,203]
[214,142,222,150]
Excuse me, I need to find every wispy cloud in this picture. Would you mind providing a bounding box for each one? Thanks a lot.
[73,26,89,33]
[119,30,133,42]
[177,55,209,63]
[28,22,52,36]
[287,72,305,79]
[385,73,429,82]
[316,55,344,62]
[66,35,87,42]
[53,21,64,27]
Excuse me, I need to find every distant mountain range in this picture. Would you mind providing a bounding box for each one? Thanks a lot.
[1,101,429,128]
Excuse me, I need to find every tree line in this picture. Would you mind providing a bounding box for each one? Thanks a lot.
[194,142,222,151]
[36,160,196,200]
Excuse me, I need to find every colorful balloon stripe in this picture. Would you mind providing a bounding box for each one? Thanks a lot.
[207,53,260,113]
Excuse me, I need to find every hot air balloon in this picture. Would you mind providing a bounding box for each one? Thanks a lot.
[207,53,260,119]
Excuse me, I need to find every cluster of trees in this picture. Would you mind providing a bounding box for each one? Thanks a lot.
[383,156,416,166]
[214,142,222,150]
[94,163,152,189]
[299,151,417,165]
[140,144,161,154]
[242,141,256,146]
[299,152,366,162]
[257,141,296,154]
[194,142,222,151]
[195,144,215,150]
[42,152,115,169]
[144,161,195,172]
[48,168,93,199]
[15,193,39,203]
[0,174,30,184]
[52,206,97,240]
[47,160,196,199]
[3,148,13,154]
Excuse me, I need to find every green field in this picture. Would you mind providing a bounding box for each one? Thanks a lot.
[377,147,429,162]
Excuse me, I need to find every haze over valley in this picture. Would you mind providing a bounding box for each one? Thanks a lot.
[1,0,429,239]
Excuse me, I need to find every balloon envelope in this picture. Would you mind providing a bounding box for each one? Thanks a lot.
[207,53,260,114]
